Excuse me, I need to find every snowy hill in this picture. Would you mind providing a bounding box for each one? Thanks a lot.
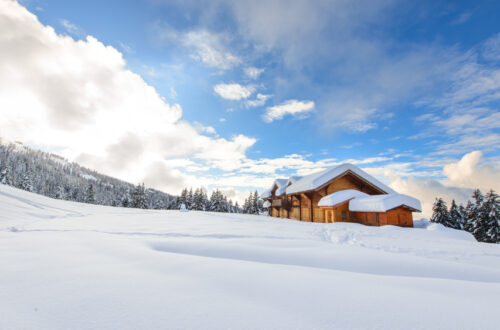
[0,140,175,208]
[1,184,500,329]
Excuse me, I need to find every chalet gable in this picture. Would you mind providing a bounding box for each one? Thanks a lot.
[286,163,395,195]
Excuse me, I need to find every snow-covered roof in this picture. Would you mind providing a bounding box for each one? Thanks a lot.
[263,200,271,208]
[261,189,272,198]
[274,178,289,196]
[286,163,396,195]
[349,194,422,212]
[318,189,369,207]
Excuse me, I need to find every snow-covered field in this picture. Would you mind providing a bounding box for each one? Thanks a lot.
[1,184,500,329]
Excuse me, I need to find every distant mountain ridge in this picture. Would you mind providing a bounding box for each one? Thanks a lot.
[0,138,177,209]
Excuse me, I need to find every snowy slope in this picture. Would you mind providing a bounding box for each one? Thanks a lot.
[1,184,500,330]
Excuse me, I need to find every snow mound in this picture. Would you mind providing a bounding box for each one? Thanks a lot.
[0,184,499,329]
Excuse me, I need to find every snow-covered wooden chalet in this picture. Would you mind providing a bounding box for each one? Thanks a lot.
[261,163,421,227]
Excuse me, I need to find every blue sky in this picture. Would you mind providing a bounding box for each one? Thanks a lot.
[1,0,500,216]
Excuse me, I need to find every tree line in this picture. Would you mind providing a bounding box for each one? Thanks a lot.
[431,189,499,243]
[0,141,267,215]
[0,141,175,209]
[177,188,264,214]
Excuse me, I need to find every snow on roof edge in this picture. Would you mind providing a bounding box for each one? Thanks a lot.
[286,163,396,195]
[349,194,422,213]
[318,189,369,207]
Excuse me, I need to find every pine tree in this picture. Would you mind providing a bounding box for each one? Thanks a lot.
[186,188,194,210]
[483,190,499,243]
[131,183,148,209]
[448,199,463,230]
[0,166,12,185]
[153,199,165,210]
[121,193,130,207]
[470,189,487,242]
[430,198,450,226]
[201,189,209,211]
[242,197,249,214]
[84,183,96,204]
[178,188,188,209]
[20,170,34,192]
[55,184,66,200]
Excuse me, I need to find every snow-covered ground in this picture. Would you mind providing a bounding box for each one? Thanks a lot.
[1,184,500,329]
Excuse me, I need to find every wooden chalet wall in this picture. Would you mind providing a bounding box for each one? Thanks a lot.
[353,207,413,227]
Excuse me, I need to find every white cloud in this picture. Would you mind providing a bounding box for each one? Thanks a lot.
[244,67,264,79]
[365,151,500,218]
[0,1,256,194]
[482,33,500,61]
[245,93,272,108]
[169,87,177,99]
[450,12,472,26]
[443,151,500,191]
[155,26,241,71]
[118,41,133,54]
[263,100,314,123]
[60,19,83,37]
[213,83,255,100]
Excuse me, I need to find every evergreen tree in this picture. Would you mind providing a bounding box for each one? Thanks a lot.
[463,200,475,233]
[0,166,12,185]
[470,189,487,241]
[242,196,249,214]
[55,184,66,200]
[483,190,499,243]
[131,183,148,209]
[121,193,130,207]
[201,189,209,211]
[20,170,34,192]
[153,199,165,210]
[178,188,188,209]
[448,199,463,230]
[186,188,194,210]
[84,183,96,204]
[430,198,450,226]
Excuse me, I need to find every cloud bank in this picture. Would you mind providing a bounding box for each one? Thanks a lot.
[0,1,255,194]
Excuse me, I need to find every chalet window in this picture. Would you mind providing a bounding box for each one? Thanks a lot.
[341,211,347,220]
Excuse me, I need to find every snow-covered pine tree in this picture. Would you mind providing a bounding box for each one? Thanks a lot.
[242,196,249,214]
[0,166,12,185]
[186,188,194,210]
[192,188,201,210]
[121,192,130,207]
[430,198,450,226]
[252,190,260,215]
[234,201,240,213]
[483,190,499,243]
[449,199,463,230]
[55,184,66,200]
[458,204,466,230]
[131,183,148,209]
[470,189,487,242]
[201,189,209,211]
[178,188,188,209]
[84,183,96,204]
[20,170,34,192]
[153,198,165,210]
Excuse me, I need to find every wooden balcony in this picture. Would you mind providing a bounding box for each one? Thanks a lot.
[272,199,282,207]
